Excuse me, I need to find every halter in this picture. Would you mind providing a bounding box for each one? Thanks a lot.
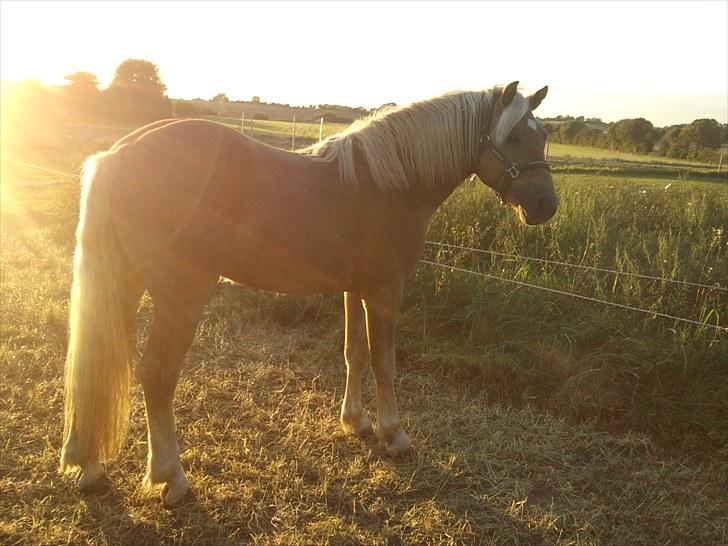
[475,92,551,203]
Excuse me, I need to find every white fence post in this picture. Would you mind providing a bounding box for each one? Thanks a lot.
[718,152,723,174]
[319,116,324,142]
[241,112,245,135]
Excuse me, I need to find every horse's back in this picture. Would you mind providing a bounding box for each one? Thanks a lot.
[107,119,367,293]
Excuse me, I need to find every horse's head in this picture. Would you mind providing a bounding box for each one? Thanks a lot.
[474,82,557,225]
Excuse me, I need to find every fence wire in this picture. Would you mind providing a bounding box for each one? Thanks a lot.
[420,259,727,333]
[426,241,727,292]
[4,157,726,332]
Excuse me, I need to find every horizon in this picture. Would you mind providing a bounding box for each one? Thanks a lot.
[1,0,726,127]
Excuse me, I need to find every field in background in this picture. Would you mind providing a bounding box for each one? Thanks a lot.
[547,141,719,167]
[1,119,727,544]
[210,116,349,149]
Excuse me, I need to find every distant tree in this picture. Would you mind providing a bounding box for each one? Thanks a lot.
[63,71,101,118]
[64,71,99,92]
[111,58,166,93]
[684,119,724,150]
[174,99,201,118]
[607,118,655,153]
[252,96,261,103]
[212,93,229,102]
[558,119,587,141]
[105,58,171,122]
[657,119,725,161]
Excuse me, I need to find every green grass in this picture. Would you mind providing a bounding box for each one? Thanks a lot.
[1,122,728,544]
[408,174,728,454]
[548,141,719,168]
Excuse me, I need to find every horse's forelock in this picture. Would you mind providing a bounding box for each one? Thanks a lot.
[492,91,530,147]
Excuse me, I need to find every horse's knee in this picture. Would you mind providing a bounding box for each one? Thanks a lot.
[138,353,181,409]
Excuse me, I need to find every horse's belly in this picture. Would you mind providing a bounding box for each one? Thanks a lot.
[220,232,357,294]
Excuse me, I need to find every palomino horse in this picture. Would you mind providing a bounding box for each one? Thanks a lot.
[60,81,557,505]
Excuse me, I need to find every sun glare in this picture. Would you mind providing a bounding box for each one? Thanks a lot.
[1,1,726,125]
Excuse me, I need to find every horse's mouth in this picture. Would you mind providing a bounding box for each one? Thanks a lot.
[517,205,556,226]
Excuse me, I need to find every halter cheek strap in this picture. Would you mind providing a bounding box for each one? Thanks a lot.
[475,94,551,203]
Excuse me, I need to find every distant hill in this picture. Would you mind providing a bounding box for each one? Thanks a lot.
[538,117,610,133]
[176,98,370,124]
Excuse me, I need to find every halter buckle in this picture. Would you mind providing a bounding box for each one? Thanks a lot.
[506,164,520,179]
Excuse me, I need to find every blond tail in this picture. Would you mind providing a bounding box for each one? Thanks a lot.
[60,151,134,471]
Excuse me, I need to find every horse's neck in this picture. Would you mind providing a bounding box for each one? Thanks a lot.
[418,172,470,214]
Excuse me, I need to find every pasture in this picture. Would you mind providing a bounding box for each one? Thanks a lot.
[1,119,727,545]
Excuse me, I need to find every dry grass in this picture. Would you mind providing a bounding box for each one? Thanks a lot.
[2,127,727,545]
[2,273,727,544]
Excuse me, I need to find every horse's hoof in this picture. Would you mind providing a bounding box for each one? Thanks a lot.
[160,475,191,507]
[77,463,108,493]
[341,411,373,437]
[377,426,412,457]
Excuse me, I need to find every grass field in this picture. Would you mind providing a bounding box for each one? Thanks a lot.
[1,119,727,545]
[546,141,720,167]
[207,116,349,150]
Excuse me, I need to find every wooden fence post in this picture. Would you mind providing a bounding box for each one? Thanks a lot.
[718,152,723,174]
[241,112,245,135]
[319,116,324,142]
[291,115,296,151]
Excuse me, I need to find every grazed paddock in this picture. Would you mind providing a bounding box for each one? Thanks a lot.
[1,122,726,545]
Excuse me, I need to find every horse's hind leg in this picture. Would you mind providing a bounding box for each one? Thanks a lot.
[139,279,214,506]
[362,277,412,455]
[340,291,373,436]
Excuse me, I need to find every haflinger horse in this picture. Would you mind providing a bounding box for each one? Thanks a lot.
[60,81,557,505]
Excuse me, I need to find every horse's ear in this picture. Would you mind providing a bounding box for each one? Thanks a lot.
[529,86,549,110]
[501,81,519,108]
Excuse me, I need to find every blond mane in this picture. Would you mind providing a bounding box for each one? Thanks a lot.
[300,86,530,191]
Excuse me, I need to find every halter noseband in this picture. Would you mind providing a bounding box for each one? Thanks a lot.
[475,93,551,203]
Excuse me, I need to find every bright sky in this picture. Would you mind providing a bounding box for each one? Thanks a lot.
[1,0,726,126]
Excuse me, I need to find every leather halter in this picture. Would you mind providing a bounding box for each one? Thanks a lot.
[475,93,551,203]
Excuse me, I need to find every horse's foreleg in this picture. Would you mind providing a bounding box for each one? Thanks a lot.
[363,278,412,455]
[340,291,373,436]
[139,283,212,506]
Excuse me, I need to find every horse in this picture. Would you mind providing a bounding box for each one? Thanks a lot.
[60,81,557,505]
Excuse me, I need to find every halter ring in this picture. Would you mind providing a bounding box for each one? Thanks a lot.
[505,164,520,179]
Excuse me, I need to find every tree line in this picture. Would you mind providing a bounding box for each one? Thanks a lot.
[545,116,727,162]
[3,59,173,126]
[3,57,726,163]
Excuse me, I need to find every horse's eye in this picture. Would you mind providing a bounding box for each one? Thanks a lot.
[508,133,519,144]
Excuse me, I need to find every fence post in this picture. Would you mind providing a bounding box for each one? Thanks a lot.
[319,116,324,142]
[718,152,723,174]
[241,112,245,135]
[291,115,296,151]
[545,140,550,160]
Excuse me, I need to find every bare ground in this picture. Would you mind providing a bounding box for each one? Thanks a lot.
[1,278,727,545]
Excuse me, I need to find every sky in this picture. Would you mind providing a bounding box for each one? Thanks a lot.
[1,0,726,127]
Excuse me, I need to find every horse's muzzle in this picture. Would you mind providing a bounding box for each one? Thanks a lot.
[519,182,559,225]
